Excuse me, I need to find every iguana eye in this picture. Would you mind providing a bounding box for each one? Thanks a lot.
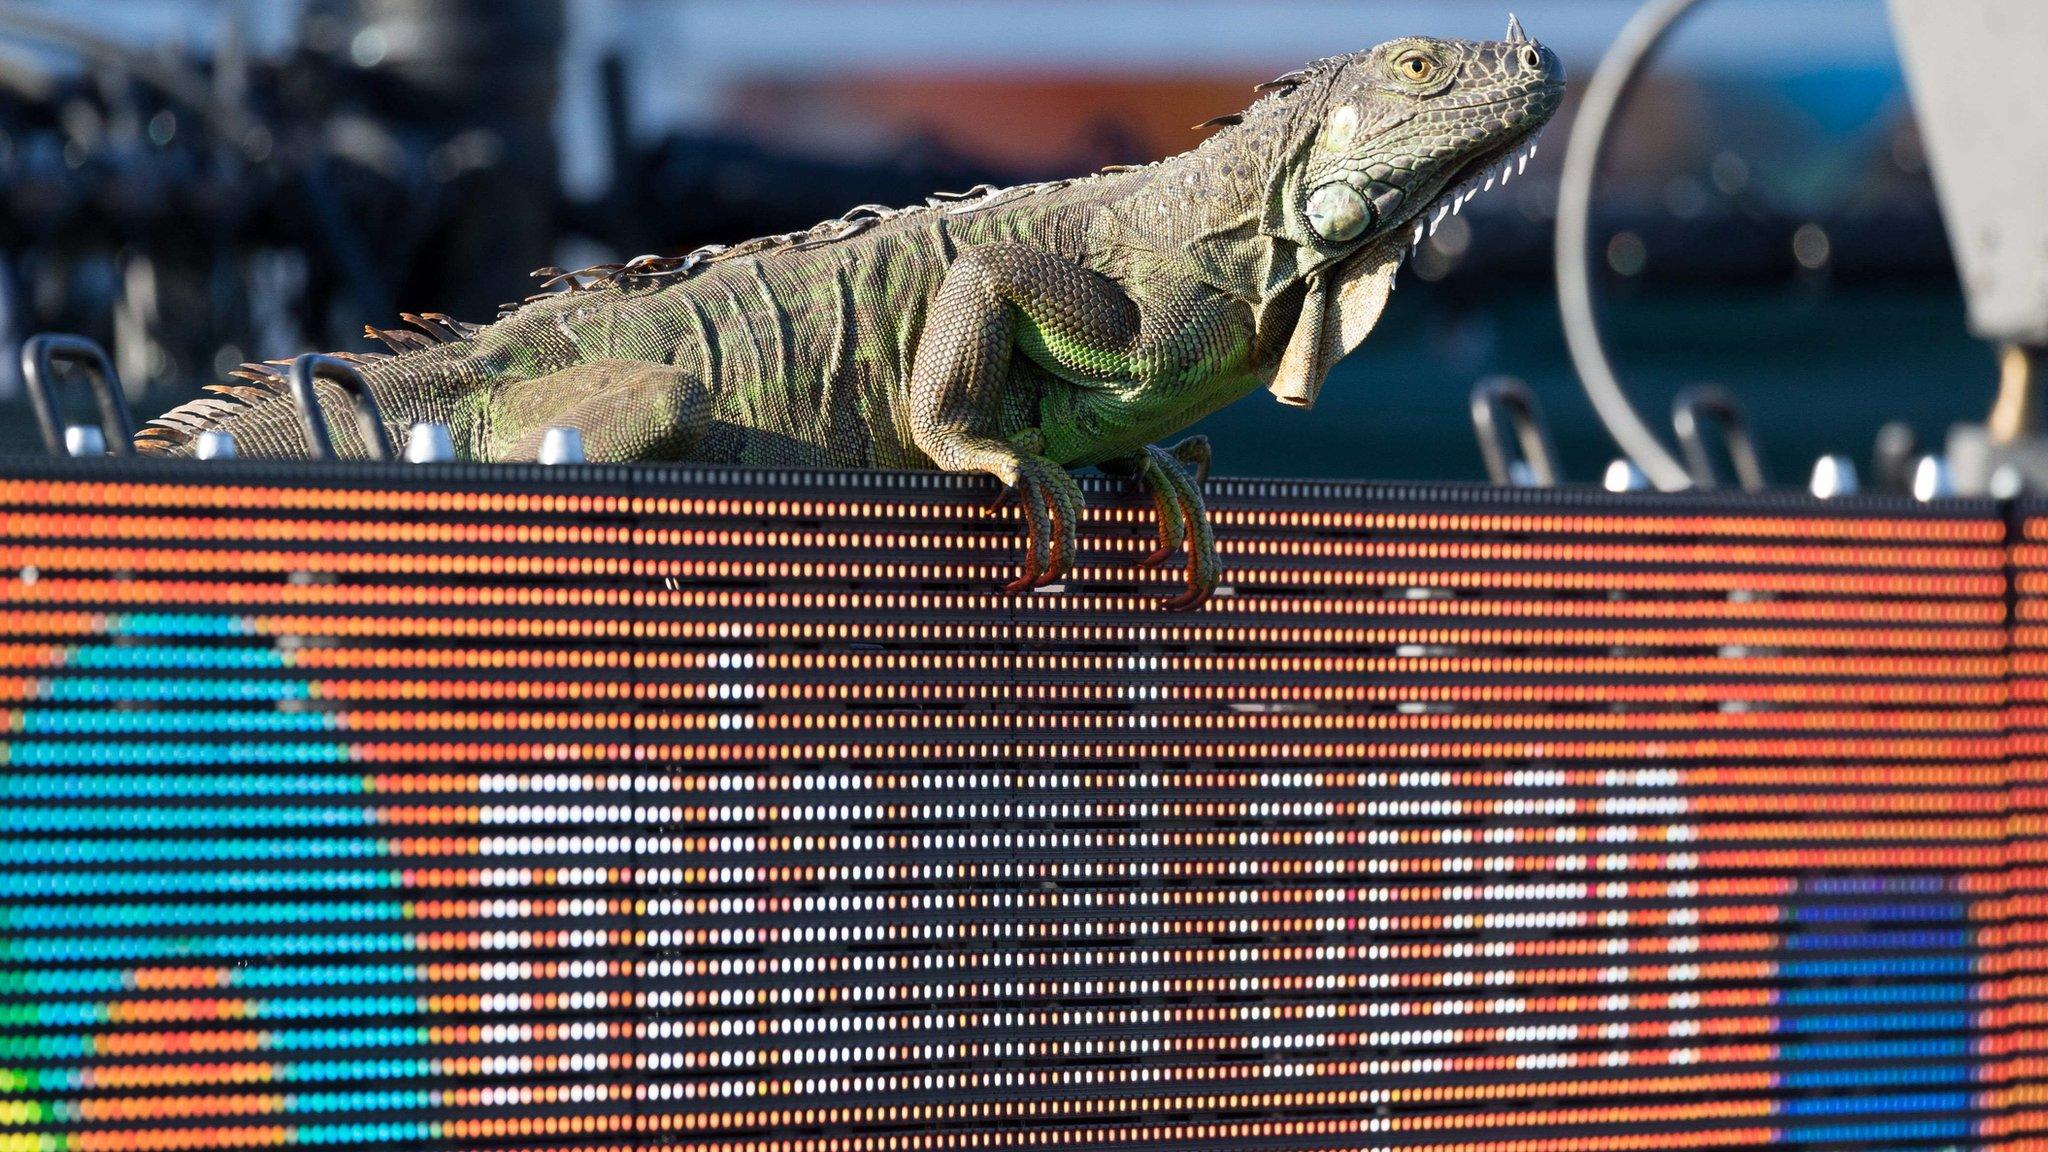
[1395,51,1437,83]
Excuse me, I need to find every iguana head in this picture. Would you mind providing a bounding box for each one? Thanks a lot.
[1242,16,1564,406]
[1269,18,1563,256]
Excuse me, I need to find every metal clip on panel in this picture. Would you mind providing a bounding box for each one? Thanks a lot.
[1807,455,1859,499]
[1672,384,1766,492]
[20,334,137,457]
[1602,459,1650,492]
[287,354,394,461]
[538,427,585,466]
[1469,376,1560,487]
[404,423,456,464]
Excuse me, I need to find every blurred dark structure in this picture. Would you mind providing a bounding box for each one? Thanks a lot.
[0,0,577,400]
[0,0,1016,432]
[294,0,565,327]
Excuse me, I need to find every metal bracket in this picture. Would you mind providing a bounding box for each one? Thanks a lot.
[1673,384,1766,492]
[538,427,586,465]
[1469,376,1560,487]
[20,334,136,457]
[287,354,393,461]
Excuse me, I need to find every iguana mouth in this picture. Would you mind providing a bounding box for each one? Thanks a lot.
[1400,128,1546,261]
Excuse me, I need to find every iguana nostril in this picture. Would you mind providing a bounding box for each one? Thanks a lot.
[1520,45,1542,72]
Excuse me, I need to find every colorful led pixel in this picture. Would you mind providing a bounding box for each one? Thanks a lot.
[0,456,2035,1150]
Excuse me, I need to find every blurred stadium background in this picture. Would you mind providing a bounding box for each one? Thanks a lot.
[0,0,1978,481]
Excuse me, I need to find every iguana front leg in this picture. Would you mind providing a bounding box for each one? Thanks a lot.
[1100,435,1218,610]
[909,245,1243,598]
[907,245,1137,592]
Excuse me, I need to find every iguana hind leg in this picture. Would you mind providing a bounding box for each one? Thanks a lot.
[483,359,711,463]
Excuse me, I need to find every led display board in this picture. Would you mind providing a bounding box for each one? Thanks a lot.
[0,457,2030,1150]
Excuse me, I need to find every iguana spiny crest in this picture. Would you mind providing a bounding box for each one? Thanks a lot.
[139,18,1562,610]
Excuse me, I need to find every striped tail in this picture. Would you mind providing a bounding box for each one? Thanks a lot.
[134,313,485,458]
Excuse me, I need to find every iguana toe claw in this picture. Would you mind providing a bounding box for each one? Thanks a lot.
[997,454,1083,593]
[1001,476,1053,593]
[1130,440,1220,610]
[1135,449,1188,568]
[1038,457,1083,586]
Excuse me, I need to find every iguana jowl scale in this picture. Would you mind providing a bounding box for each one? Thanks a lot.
[140,19,1563,609]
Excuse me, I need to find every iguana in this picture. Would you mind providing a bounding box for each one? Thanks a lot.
[138,20,1562,610]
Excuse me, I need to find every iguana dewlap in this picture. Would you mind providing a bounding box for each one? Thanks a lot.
[140,20,1563,610]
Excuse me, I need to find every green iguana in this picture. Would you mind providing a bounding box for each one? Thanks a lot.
[139,20,1562,609]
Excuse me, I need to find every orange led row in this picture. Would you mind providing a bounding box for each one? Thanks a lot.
[1,474,1999,541]
[337,735,2016,764]
[119,705,2001,736]
[228,678,2001,706]
[18,564,1999,600]
[265,645,2013,680]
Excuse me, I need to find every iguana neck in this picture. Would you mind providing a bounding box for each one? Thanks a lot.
[1105,128,1315,311]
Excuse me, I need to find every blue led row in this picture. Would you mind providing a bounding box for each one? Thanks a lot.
[8,741,351,767]
[0,867,397,897]
[0,993,425,1028]
[106,613,258,637]
[1787,930,1971,951]
[0,899,405,930]
[0,836,385,863]
[1783,1010,1973,1034]
[0,772,363,799]
[1780,956,1975,979]
[1780,983,1973,1007]
[36,675,311,702]
[64,645,287,670]
[1,805,372,830]
[19,710,341,735]
[1797,875,1956,896]
[0,930,413,964]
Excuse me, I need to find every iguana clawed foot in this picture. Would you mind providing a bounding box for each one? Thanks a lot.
[1101,435,1220,611]
[987,433,1085,592]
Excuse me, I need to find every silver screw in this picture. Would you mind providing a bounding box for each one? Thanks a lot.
[1807,455,1858,498]
[538,427,585,465]
[62,425,106,457]
[195,431,238,460]
[405,422,455,463]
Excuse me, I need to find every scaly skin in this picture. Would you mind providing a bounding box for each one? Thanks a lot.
[139,20,1563,609]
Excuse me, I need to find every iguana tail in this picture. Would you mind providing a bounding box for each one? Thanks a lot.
[136,308,714,463]
[134,313,500,459]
